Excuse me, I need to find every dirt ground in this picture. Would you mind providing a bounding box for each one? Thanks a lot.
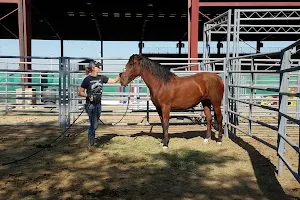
[0,110,299,200]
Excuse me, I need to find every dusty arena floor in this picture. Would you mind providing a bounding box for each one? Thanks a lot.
[0,111,300,200]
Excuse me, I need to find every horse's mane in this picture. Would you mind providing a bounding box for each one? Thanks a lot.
[130,54,175,83]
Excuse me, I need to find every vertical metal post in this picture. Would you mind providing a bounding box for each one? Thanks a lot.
[67,58,71,127]
[190,0,199,71]
[71,64,75,123]
[39,70,41,104]
[18,0,25,107]
[207,28,212,71]
[203,23,207,60]
[223,9,231,137]
[236,10,241,128]
[236,59,241,124]
[249,57,254,136]
[229,60,235,135]
[59,57,67,134]
[62,57,67,135]
[277,50,291,175]
[298,121,300,182]
[232,10,237,134]
[100,40,103,70]
[5,64,8,114]
[233,9,240,133]
[60,39,64,57]
[223,61,229,137]
[297,67,300,119]
[75,69,79,121]
[137,78,141,110]
[146,100,149,123]
[58,57,62,128]
[146,87,150,123]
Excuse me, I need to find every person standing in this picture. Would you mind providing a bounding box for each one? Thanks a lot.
[78,60,122,152]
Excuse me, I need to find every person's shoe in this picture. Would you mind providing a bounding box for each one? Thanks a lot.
[87,145,101,153]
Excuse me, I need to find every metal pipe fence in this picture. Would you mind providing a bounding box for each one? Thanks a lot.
[0,8,300,183]
[225,39,300,183]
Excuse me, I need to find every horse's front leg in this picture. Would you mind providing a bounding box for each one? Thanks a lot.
[161,106,170,149]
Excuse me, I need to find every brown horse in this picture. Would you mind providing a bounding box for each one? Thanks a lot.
[120,54,224,148]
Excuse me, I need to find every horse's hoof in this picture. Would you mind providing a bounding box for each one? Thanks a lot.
[217,141,222,145]
[204,138,209,144]
[162,146,168,150]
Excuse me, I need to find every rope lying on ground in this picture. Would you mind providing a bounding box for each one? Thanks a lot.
[0,106,88,166]
[0,84,133,166]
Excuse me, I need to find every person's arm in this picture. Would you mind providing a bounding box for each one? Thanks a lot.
[78,87,87,97]
[78,78,88,97]
[106,73,122,84]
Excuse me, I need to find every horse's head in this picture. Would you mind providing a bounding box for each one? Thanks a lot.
[120,54,143,86]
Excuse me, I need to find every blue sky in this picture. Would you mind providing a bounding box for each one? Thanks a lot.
[0,39,294,71]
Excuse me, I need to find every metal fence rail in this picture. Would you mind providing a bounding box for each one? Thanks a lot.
[225,39,300,182]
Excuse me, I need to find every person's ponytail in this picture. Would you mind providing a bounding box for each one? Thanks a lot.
[85,67,92,75]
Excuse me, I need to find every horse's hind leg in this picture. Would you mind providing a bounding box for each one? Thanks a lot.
[212,102,223,144]
[157,106,170,149]
[201,100,214,144]
[161,106,170,149]
[157,108,164,145]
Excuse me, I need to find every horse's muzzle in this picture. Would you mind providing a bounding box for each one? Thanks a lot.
[120,79,128,87]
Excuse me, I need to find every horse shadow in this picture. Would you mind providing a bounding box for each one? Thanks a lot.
[93,127,210,148]
[129,127,208,140]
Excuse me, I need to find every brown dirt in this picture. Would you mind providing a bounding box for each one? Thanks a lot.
[0,109,299,200]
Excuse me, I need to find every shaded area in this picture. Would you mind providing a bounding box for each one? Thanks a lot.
[0,124,86,165]
[0,126,298,199]
[230,134,300,200]
[130,129,208,140]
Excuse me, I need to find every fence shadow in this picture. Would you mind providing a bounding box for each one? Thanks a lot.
[229,134,295,200]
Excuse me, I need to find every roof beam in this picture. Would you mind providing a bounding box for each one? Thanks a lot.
[140,2,151,42]
[0,0,18,3]
[87,1,102,41]
[0,22,18,38]
[198,2,300,7]
[31,4,61,39]
[0,8,18,21]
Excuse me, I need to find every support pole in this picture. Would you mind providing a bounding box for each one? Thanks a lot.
[256,41,263,54]
[60,39,64,57]
[23,0,31,85]
[217,41,223,55]
[188,0,199,70]
[138,41,144,54]
[16,0,31,87]
[187,0,191,59]
[100,39,103,70]
[178,41,182,55]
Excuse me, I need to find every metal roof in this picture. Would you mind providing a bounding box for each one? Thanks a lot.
[1,0,300,41]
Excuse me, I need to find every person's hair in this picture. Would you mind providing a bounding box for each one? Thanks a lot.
[85,60,101,75]
[85,67,92,75]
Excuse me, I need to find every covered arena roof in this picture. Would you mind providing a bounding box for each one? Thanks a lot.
[1,0,300,42]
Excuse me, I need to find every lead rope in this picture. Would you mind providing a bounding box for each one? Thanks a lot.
[99,82,133,126]
[0,103,91,166]
[0,72,133,166]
